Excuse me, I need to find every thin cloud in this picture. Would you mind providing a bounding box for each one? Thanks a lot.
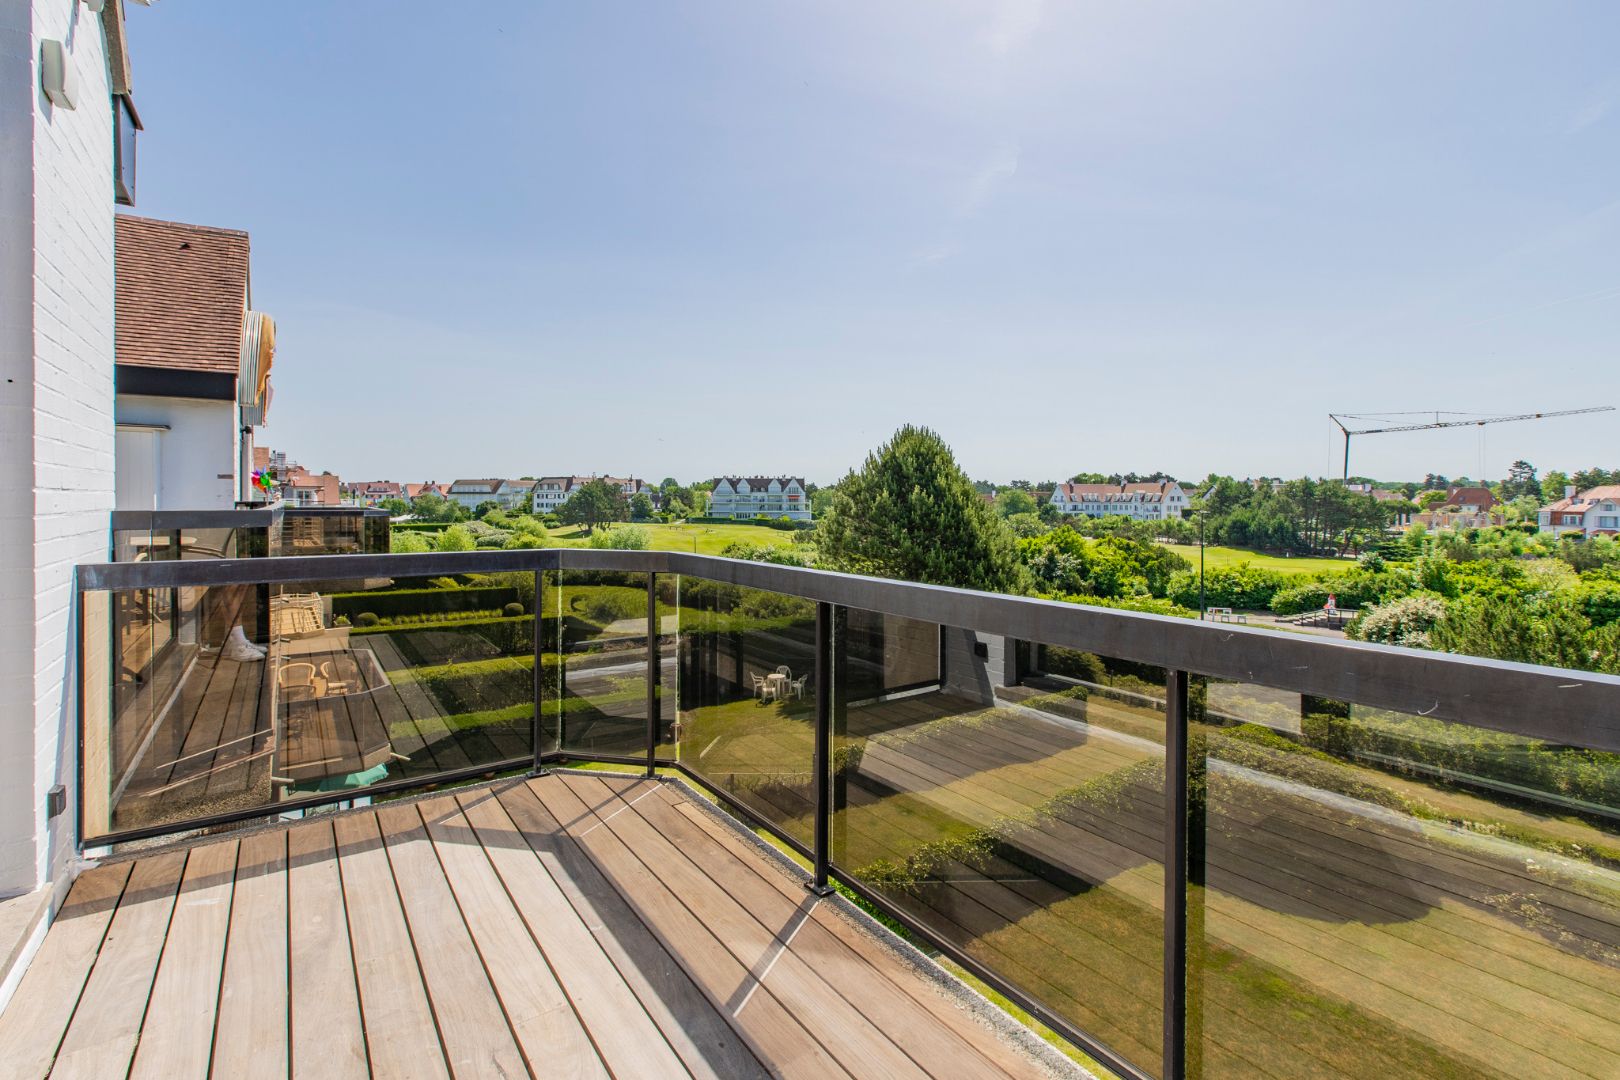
[1567,82,1617,134]
[956,143,1021,217]
[984,0,1046,58]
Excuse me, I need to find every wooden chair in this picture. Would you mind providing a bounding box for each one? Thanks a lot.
[277,662,316,691]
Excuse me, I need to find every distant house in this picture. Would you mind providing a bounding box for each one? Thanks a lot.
[709,477,811,521]
[532,476,659,515]
[403,481,446,501]
[285,467,341,507]
[1539,486,1620,539]
[1442,486,1496,514]
[447,479,505,510]
[346,480,403,506]
[1049,481,1188,521]
[114,215,276,510]
[496,479,536,510]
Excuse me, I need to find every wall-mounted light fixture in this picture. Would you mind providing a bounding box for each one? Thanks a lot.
[40,39,78,109]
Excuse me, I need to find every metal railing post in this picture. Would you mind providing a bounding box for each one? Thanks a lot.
[1163,669,1190,1080]
[809,601,834,895]
[645,573,659,778]
[531,570,547,775]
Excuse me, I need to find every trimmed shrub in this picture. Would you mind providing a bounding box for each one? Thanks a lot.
[502,602,525,617]
[354,612,380,628]
[330,586,518,620]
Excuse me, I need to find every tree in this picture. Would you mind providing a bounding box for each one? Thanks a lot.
[1541,470,1571,502]
[410,492,460,522]
[1502,460,1538,500]
[1418,490,1448,510]
[558,478,628,534]
[816,425,1025,593]
[629,492,655,521]
[474,500,500,519]
[1422,473,1449,490]
[378,497,410,517]
[809,487,835,518]
[995,489,1039,517]
[1068,472,1109,484]
[435,524,475,552]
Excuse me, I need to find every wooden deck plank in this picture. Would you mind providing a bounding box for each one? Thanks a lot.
[210,830,289,1080]
[553,773,930,1079]
[0,862,132,1080]
[415,794,612,1079]
[286,820,368,1079]
[645,780,1058,1080]
[457,784,699,1079]
[331,811,449,1080]
[49,851,187,1079]
[489,782,769,1080]
[524,776,856,1079]
[128,839,240,1080]
[373,802,530,1078]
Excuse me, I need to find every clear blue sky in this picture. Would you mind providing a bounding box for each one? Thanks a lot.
[124,2,1620,486]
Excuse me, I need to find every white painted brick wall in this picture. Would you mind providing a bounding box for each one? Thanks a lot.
[0,0,116,897]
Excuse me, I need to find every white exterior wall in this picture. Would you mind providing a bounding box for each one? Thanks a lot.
[0,1,116,897]
[114,396,239,510]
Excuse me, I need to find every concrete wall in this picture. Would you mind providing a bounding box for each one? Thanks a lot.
[115,395,240,510]
[0,1,116,897]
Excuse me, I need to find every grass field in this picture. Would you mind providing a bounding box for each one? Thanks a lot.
[1161,543,1350,576]
[545,521,801,555]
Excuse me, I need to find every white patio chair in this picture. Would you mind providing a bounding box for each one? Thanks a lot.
[790,674,808,700]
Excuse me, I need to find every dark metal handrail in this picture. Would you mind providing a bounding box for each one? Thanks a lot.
[77,546,1620,751]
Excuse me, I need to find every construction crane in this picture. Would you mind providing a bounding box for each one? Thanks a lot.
[1329,407,1615,481]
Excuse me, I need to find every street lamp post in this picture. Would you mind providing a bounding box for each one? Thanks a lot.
[1198,511,1206,621]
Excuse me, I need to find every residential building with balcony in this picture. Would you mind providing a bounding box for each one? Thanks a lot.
[532,475,659,514]
[1539,485,1620,538]
[709,476,811,520]
[1050,480,1188,520]
[112,215,275,511]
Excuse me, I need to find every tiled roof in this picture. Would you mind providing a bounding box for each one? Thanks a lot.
[116,215,250,375]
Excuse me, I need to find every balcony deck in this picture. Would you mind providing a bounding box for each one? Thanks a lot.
[0,771,1068,1080]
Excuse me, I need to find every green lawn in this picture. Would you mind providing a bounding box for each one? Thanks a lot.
[1162,543,1350,576]
[544,521,801,555]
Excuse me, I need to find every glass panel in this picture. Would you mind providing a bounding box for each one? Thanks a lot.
[82,569,538,840]
[672,576,818,844]
[835,624,1165,1075]
[1189,675,1620,1080]
[544,570,652,759]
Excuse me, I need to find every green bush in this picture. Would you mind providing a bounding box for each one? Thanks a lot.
[1166,564,1287,610]
[502,602,525,617]
[584,589,644,624]
[354,612,380,628]
[352,613,540,659]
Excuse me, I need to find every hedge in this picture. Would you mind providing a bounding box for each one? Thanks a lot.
[351,613,544,661]
[686,516,813,531]
[330,586,518,620]
[391,521,454,532]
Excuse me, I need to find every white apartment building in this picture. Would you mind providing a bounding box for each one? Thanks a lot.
[709,477,812,521]
[532,476,657,514]
[1539,486,1620,539]
[1049,481,1188,521]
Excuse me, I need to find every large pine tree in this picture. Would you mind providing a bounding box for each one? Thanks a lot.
[817,425,1025,593]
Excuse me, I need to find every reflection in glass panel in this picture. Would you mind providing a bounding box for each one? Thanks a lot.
[543,570,652,758]
[674,577,818,843]
[85,569,539,839]
[1189,676,1620,1079]
[835,626,1165,1075]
